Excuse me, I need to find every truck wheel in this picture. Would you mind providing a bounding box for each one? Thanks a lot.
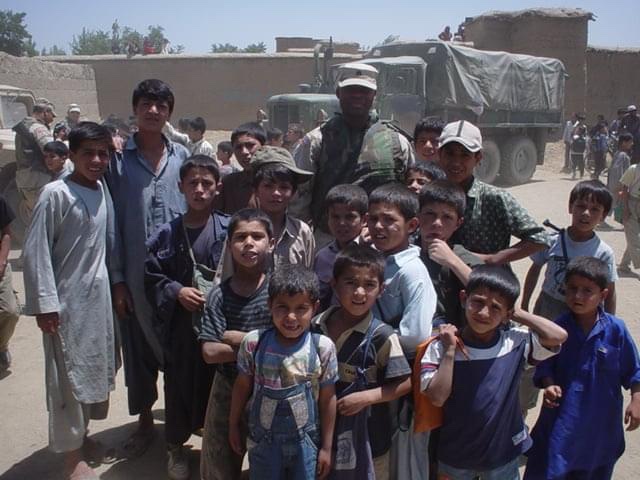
[500,136,537,185]
[474,139,500,184]
[3,179,27,247]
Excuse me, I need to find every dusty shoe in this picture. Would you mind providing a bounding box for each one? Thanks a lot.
[167,445,190,480]
[0,350,11,373]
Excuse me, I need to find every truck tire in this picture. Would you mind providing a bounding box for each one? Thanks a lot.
[500,136,537,185]
[474,139,500,184]
[3,179,28,247]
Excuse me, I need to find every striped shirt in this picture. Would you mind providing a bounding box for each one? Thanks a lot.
[199,277,272,378]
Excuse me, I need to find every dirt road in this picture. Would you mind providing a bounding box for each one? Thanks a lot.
[1,145,638,479]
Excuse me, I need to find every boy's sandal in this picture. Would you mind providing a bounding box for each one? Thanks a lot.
[122,429,156,459]
[82,438,118,466]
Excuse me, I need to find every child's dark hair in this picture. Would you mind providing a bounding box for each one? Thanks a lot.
[68,122,113,153]
[333,244,385,284]
[228,208,273,240]
[177,117,191,131]
[419,179,466,218]
[565,256,609,291]
[217,141,233,154]
[569,180,613,216]
[179,154,220,182]
[406,161,446,183]
[466,265,520,310]
[43,141,69,158]
[231,122,266,146]
[618,132,634,145]
[252,163,298,192]
[413,117,445,141]
[324,184,368,215]
[267,127,283,142]
[287,123,305,136]
[132,79,175,114]
[190,117,206,134]
[369,183,419,220]
[268,264,320,303]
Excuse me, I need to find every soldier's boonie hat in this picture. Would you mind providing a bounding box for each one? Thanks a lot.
[67,103,81,113]
[251,146,313,183]
[34,99,57,117]
[439,120,482,153]
[336,63,378,91]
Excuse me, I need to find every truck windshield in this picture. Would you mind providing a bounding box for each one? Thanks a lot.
[384,68,418,95]
[1,96,28,128]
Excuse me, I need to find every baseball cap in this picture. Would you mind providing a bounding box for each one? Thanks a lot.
[336,63,377,91]
[627,105,637,112]
[251,146,313,183]
[67,103,81,114]
[438,120,482,152]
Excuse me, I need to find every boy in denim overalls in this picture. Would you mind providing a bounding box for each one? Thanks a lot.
[229,265,338,479]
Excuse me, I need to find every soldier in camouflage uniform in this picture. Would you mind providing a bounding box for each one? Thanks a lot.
[292,63,413,239]
[12,101,56,222]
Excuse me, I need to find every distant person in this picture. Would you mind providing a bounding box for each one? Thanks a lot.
[591,122,609,179]
[0,194,19,374]
[414,117,444,163]
[42,141,73,181]
[619,161,640,272]
[284,122,305,155]
[570,125,588,179]
[404,161,446,195]
[64,104,82,130]
[266,127,284,147]
[608,132,633,222]
[23,123,119,480]
[622,105,640,164]
[53,123,69,143]
[562,113,579,173]
[216,140,236,177]
[610,107,627,137]
[438,26,452,41]
[164,117,216,157]
[256,108,268,127]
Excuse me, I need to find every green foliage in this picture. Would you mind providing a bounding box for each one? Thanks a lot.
[211,42,267,53]
[40,44,67,56]
[0,10,34,56]
[169,44,185,54]
[211,43,239,53]
[71,27,111,55]
[244,42,266,53]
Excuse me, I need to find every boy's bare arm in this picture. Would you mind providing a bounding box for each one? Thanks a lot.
[222,330,248,348]
[428,239,472,286]
[317,384,336,479]
[480,240,546,265]
[0,225,11,280]
[626,384,640,431]
[229,373,253,455]
[201,340,237,364]
[604,282,616,315]
[337,376,411,416]
[424,324,457,407]
[512,308,568,349]
[521,262,543,311]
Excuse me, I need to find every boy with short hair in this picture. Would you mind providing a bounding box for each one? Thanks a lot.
[525,257,640,480]
[570,124,588,180]
[438,120,549,263]
[314,184,368,310]
[145,155,229,480]
[420,265,567,480]
[266,126,284,147]
[24,122,119,480]
[43,141,73,181]
[215,122,266,215]
[404,160,446,195]
[229,265,338,480]
[251,146,315,268]
[199,208,275,480]
[187,117,215,157]
[216,140,235,178]
[607,132,633,222]
[418,180,482,327]
[313,244,412,479]
[413,117,444,163]
[368,183,437,480]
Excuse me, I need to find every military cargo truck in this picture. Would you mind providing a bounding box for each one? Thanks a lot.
[266,41,566,185]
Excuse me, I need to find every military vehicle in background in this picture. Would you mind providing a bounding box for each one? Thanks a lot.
[266,40,566,185]
[0,85,37,244]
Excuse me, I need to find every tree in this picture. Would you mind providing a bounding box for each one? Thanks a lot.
[244,42,266,53]
[169,44,185,54]
[0,10,34,56]
[71,27,111,55]
[40,44,66,56]
[211,43,239,53]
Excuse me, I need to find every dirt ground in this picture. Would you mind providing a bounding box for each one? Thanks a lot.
[1,141,639,479]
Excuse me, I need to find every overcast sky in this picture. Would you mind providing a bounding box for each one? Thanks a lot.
[7,0,640,54]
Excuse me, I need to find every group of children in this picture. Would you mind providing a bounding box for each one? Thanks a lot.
[18,76,640,480]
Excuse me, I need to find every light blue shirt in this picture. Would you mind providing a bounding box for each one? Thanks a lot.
[373,245,436,342]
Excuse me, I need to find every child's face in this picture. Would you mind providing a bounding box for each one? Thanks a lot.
[255,178,294,217]
[564,274,608,318]
[569,195,605,236]
[217,148,231,164]
[461,287,512,343]
[621,139,634,151]
[44,151,66,174]
[269,292,318,343]
[68,140,110,188]
[327,204,366,247]
[419,202,462,245]
[367,202,418,255]
[178,167,218,213]
[405,170,431,195]
[229,220,274,269]
[415,131,439,162]
[268,136,284,148]
[187,128,203,143]
[233,134,262,170]
[438,143,481,185]
[134,97,171,133]
[332,265,382,319]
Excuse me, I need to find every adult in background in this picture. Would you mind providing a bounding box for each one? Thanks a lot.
[64,104,82,130]
[622,105,640,164]
[562,113,578,173]
[105,79,189,458]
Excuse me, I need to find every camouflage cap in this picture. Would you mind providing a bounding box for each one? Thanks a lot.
[251,146,313,182]
[336,63,377,91]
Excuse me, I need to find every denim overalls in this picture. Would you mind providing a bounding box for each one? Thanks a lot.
[247,329,322,479]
